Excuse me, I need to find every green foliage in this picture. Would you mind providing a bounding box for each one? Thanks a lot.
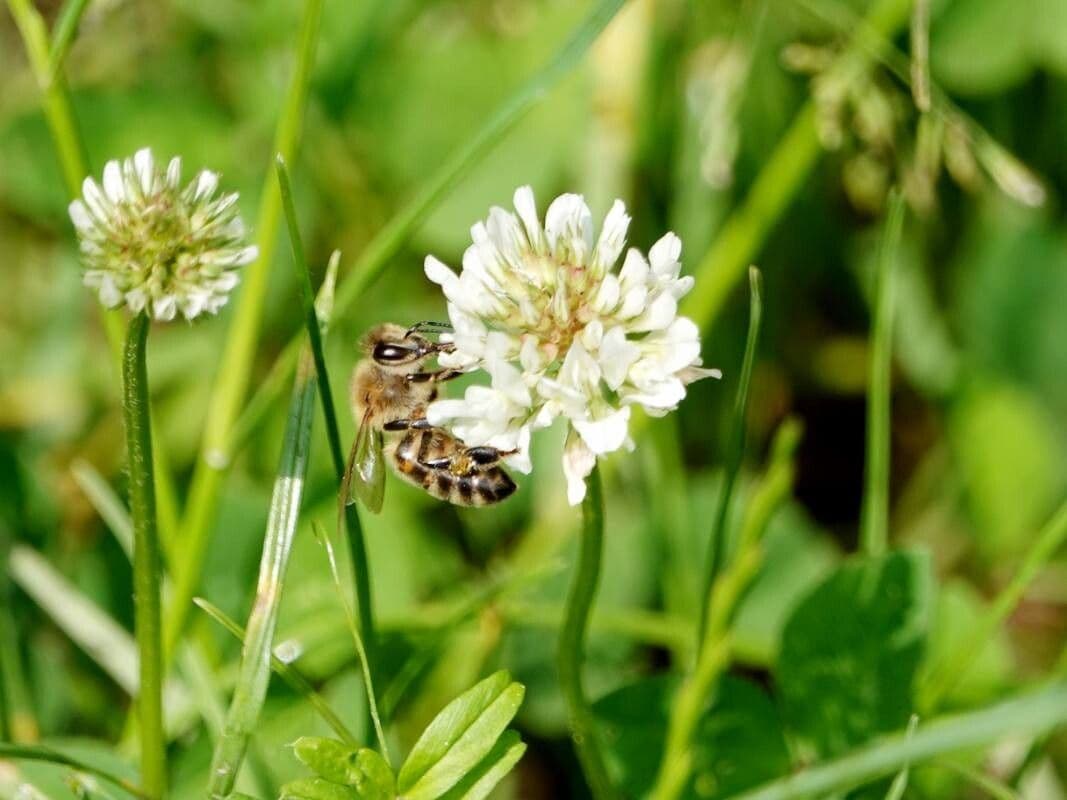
[778,551,932,758]
[595,675,790,799]
[282,672,525,800]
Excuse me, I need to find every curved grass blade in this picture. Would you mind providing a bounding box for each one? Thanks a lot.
[48,0,91,77]
[193,597,356,745]
[314,521,389,764]
[207,266,338,798]
[730,683,1067,800]
[0,743,148,799]
[698,266,762,644]
[860,191,906,557]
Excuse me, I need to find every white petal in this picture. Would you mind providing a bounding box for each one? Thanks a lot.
[619,248,649,290]
[562,430,596,506]
[544,193,593,263]
[166,157,182,188]
[573,406,630,455]
[153,295,177,321]
[102,161,125,203]
[81,177,109,219]
[631,291,677,331]
[69,200,94,233]
[425,255,458,288]
[618,285,648,319]
[513,185,545,252]
[623,378,686,410]
[592,199,630,273]
[598,326,641,390]
[126,287,147,313]
[194,169,219,201]
[180,292,209,320]
[649,232,682,277]
[91,273,121,307]
[426,399,471,426]
[134,148,155,194]
[592,273,620,313]
[679,365,722,383]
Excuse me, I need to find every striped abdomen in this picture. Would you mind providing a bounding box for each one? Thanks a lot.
[389,428,517,507]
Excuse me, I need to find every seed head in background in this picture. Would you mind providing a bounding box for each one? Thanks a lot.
[425,186,720,505]
[69,148,258,322]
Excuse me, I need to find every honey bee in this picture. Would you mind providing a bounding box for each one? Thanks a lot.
[343,322,518,512]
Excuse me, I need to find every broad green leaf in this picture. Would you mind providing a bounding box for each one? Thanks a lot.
[778,551,932,758]
[292,738,394,799]
[279,778,360,800]
[397,671,525,799]
[437,731,526,800]
[593,675,790,799]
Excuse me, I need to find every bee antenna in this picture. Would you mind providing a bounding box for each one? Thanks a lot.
[405,321,453,338]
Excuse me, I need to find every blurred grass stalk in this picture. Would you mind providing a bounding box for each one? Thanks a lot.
[558,464,615,800]
[681,0,911,330]
[5,0,124,356]
[0,743,149,799]
[650,420,801,800]
[207,264,338,798]
[123,312,166,798]
[860,191,906,557]
[698,266,762,644]
[167,0,324,665]
[731,682,1067,800]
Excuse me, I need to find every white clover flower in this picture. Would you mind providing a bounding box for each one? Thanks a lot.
[424,186,720,505]
[69,147,257,321]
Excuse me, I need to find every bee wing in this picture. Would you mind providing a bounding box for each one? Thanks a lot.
[343,409,385,513]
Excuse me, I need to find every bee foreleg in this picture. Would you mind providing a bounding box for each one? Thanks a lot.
[382,417,433,431]
[405,320,453,337]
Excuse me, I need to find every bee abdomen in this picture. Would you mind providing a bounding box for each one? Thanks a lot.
[391,429,517,507]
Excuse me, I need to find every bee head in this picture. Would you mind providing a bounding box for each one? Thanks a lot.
[363,323,433,370]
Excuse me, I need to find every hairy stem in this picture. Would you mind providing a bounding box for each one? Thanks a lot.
[123,312,165,798]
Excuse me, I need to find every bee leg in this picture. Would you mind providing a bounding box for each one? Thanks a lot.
[464,446,517,467]
[382,417,433,432]
[407,368,464,384]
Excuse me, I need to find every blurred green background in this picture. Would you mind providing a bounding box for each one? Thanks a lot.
[3,0,1067,797]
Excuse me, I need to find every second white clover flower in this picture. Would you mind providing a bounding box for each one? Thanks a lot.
[424,186,720,505]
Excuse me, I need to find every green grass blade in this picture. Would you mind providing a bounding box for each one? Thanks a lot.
[0,743,148,799]
[207,266,337,796]
[909,0,931,111]
[883,715,919,800]
[698,266,762,645]
[0,526,36,742]
[313,521,390,764]
[193,598,357,745]
[860,191,906,557]
[680,0,911,331]
[169,0,324,663]
[276,157,379,701]
[276,157,345,478]
[921,498,1067,710]
[729,683,1067,800]
[48,0,91,76]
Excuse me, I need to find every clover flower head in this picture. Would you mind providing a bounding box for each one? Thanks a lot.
[424,186,720,505]
[69,147,257,321]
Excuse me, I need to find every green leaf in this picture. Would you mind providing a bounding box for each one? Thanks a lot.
[278,778,359,800]
[291,738,394,798]
[777,551,932,759]
[436,731,526,800]
[397,671,525,799]
[594,675,790,800]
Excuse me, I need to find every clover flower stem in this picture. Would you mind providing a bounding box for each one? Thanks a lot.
[122,312,166,797]
[558,463,615,800]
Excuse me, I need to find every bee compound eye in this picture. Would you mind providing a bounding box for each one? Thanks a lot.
[373,342,411,363]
